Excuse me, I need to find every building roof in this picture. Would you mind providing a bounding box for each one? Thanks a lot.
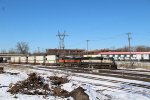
[98,52,150,55]
[0,53,26,57]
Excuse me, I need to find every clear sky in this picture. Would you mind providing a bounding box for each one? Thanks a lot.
[0,0,150,52]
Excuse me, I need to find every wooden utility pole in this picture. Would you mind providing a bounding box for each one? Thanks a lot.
[127,32,134,67]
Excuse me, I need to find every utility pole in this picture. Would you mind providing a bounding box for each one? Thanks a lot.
[127,32,133,67]
[86,40,90,55]
[37,47,40,53]
[127,32,131,53]
[56,30,68,55]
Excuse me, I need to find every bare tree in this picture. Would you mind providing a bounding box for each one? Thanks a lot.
[135,45,150,52]
[1,49,7,53]
[8,48,17,54]
[16,42,29,54]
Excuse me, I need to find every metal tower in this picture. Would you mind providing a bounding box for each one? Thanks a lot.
[56,30,68,50]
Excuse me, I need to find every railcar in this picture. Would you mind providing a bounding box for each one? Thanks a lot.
[45,55,57,66]
[35,56,45,65]
[10,56,20,64]
[20,56,28,64]
[28,56,35,64]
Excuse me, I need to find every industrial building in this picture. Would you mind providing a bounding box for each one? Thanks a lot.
[46,49,85,56]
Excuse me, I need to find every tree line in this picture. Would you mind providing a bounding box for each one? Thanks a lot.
[1,42,29,54]
[1,42,150,54]
[99,45,150,52]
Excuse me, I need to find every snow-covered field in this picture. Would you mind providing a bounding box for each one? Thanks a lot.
[0,64,150,100]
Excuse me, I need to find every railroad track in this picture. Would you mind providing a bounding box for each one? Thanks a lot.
[119,69,150,73]
[29,66,150,97]
[2,64,150,88]
[38,66,150,82]
[3,63,150,82]
[72,80,149,95]
[29,66,150,89]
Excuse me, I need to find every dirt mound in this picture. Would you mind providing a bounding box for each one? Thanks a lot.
[7,73,89,100]
[48,76,69,86]
[69,86,89,100]
[52,86,69,96]
[7,73,50,95]
[51,86,89,100]
[0,67,4,74]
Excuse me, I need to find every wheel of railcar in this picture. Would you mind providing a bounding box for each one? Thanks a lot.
[60,63,64,67]
[109,65,112,69]
[77,63,81,67]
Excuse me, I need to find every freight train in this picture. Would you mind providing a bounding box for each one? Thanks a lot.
[9,55,117,69]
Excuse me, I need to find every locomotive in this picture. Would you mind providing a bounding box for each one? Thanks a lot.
[57,56,117,69]
[81,56,117,69]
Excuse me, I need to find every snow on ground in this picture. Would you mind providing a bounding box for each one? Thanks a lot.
[0,64,150,100]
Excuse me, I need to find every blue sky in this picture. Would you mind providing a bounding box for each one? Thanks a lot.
[0,0,150,52]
